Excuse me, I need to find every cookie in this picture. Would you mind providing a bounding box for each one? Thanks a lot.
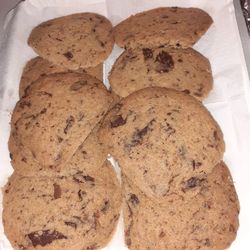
[3,160,122,250]
[109,47,213,100]
[123,162,239,250]
[19,56,103,97]
[113,7,213,49]
[11,72,113,169]
[28,13,114,70]
[8,122,107,176]
[98,87,225,203]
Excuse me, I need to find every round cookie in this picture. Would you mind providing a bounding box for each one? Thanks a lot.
[8,122,107,176]
[11,72,113,169]
[109,47,213,100]
[113,7,213,49]
[3,161,122,250]
[28,13,114,70]
[98,87,225,203]
[19,56,103,97]
[123,162,239,250]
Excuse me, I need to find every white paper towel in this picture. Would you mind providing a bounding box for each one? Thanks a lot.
[0,0,250,249]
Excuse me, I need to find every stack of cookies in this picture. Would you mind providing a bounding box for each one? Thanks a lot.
[3,13,122,250]
[2,7,239,250]
[98,7,239,250]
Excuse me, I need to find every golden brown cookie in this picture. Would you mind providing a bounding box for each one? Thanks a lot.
[19,56,103,97]
[114,7,213,49]
[3,161,122,250]
[28,13,114,70]
[11,72,113,169]
[98,87,224,203]
[123,162,239,250]
[109,47,212,100]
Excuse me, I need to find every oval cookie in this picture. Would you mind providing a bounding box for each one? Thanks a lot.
[3,161,122,250]
[114,7,213,49]
[98,87,225,202]
[11,72,113,168]
[28,13,114,70]
[123,162,239,250]
[109,47,212,100]
[19,56,103,97]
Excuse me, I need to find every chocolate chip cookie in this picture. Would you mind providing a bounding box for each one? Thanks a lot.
[113,7,213,49]
[11,72,113,169]
[28,13,114,70]
[3,161,122,250]
[98,87,225,204]
[123,162,239,250]
[19,56,103,97]
[109,47,212,100]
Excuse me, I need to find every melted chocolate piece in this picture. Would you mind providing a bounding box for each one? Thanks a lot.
[27,230,67,247]
[64,116,75,134]
[185,177,205,189]
[128,193,139,206]
[155,51,174,73]
[53,183,61,199]
[70,80,87,91]
[142,48,153,60]
[130,119,155,146]
[63,51,73,60]
[110,115,127,128]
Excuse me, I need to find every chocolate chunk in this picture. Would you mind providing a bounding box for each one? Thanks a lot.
[78,189,86,201]
[128,193,139,206]
[63,51,73,60]
[130,119,155,146]
[192,160,202,170]
[142,48,153,60]
[159,231,166,238]
[110,115,126,128]
[57,136,63,143]
[182,89,190,95]
[27,230,67,247]
[83,175,95,182]
[73,173,95,184]
[40,108,47,114]
[53,183,61,199]
[213,130,219,140]
[70,80,87,91]
[203,238,211,246]
[9,153,13,160]
[185,177,205,189]
[64,115,75,134]
[155,51,174,73]
[87,243,98,250]
[64,221,77,229]
[101,200,110,213]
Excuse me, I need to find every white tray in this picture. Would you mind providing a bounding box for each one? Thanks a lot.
[1,0,250,249]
